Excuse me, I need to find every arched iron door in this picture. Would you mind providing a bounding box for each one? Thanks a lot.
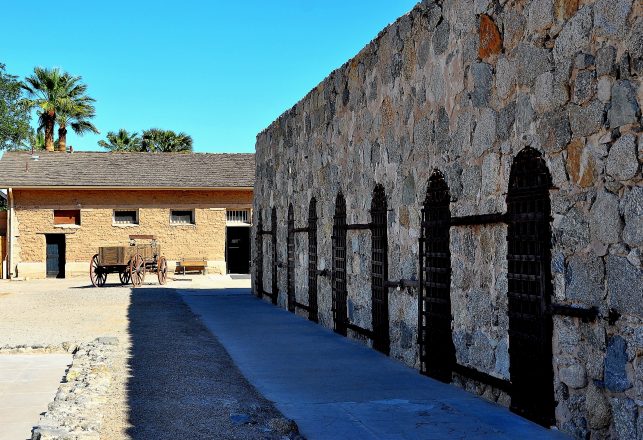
[287,204,295,312]
[271,207,278,305]
[371,184,390,355]
[308,198,319,322]
[506,147,555,427]
[419,170,455,382]
[255,211,263,298]
[332,193,348,335]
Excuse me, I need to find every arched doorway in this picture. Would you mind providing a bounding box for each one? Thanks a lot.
[506,147,555,426]
[371,184,390,355]
[308,197,319,322]
[332,192,347,335]
[287,204,295,312]
[419,170,455,382]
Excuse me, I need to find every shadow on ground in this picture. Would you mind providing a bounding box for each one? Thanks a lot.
[125,287,299,439]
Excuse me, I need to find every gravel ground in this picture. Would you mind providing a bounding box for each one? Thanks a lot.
[0,275,296,440]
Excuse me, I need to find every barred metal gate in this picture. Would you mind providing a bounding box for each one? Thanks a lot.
[255,211,263,297]
[506,147,555,427]
[271,207,278,305]
[419,170,455,382]
[308,198,319,322]
[287,204,295,312]
[371,184,390,355]
[332,193,348,335]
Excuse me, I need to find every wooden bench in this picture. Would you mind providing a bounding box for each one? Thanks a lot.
[176,258,207,275]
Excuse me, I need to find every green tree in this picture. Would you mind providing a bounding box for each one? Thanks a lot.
[141,128,193,152]
[0,63,31,150]
[98,129,142,151]
[55,76,99,151]
[22,67,97,152]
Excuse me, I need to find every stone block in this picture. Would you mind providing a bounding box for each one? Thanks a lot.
[470,62,493,107]
[566,138,596,187]
[586,384,611,429]
[495,56,515,101]
[606,134,638,181]
[589,191,622,244]
[479,14,502,59]
[608,80,640,129]
[597,76,612,103]
[565,254,605,305]
[515,94,535,134]
[554,0,579,21]
[515,43,553,87]
[497,102,515,141]
[537,109,571,153]
[572,70,596,105]
[593,0,633,37]
[610,397,637,440]
[569,100,605,137]
[527,0,554,33]
[620,186,643,248]
[596,45,616,77]
[472,108,496,157]
[606,256,643,317]
[560,363,587,389]
[555,206,590,251]
[553,5,592,63]
[433,19,450,56]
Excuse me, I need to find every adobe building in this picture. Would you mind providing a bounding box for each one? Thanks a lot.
[252,0,642,438]
[0,151,254,279]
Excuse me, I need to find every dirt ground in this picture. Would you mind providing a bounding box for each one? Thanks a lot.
[0,274,292,440]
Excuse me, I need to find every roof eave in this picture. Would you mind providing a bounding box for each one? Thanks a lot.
[2,185,254,191]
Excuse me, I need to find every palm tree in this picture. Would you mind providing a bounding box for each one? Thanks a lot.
[141,128,193,152]
[98,129,142,151]
[55,76,99,151]
[22,67,97,152]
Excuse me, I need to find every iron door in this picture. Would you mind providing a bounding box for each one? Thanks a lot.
[419,171,455,382]
[506,147,555,427]
[46,234,65,278]
[226,227,250,274]
[371,184,390,355]
[332,193,348,335]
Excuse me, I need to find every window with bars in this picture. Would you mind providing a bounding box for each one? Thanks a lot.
[113,210,138,225]
[171,210,195,225]
[227,209,250,223]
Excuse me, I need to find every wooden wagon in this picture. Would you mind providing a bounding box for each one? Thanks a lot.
[89,235,168,287]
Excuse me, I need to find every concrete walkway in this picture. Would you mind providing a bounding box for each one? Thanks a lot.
[179,288,567,440]
[0,354,71,440]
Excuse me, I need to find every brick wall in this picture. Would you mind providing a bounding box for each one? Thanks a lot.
[11,188,252,278]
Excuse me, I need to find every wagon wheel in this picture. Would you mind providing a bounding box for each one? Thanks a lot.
[119,270,131,285]
[90,254,107,287]
[157,256,168,285]
[129,254,146,287]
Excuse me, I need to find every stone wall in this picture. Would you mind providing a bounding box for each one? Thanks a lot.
[11,188,252,278]
[253,0,642,437]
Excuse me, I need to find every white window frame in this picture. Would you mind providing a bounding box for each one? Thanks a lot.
[226,209,251,225]
[170,209,196,225]
[113,209,139,226]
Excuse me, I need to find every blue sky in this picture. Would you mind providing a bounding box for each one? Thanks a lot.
[1,1,418,153]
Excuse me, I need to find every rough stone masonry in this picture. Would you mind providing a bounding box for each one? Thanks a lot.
[252,1,642,438]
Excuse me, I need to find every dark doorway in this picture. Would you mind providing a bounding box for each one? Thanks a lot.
[287,204,295,312]
[419,170,455,383]
[255,212,263,297]
[45,234,65,278]
[307,198,319,322]
[506,147,555,427]
[226,227,250,274]
[371,184,390,355]
[271,207,278,305]
[332,192,348,335]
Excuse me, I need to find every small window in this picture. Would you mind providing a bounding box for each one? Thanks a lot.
[114,210,138,225]
[54,210,80,226]
[171,210,195,225]
[226,209,250,223]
